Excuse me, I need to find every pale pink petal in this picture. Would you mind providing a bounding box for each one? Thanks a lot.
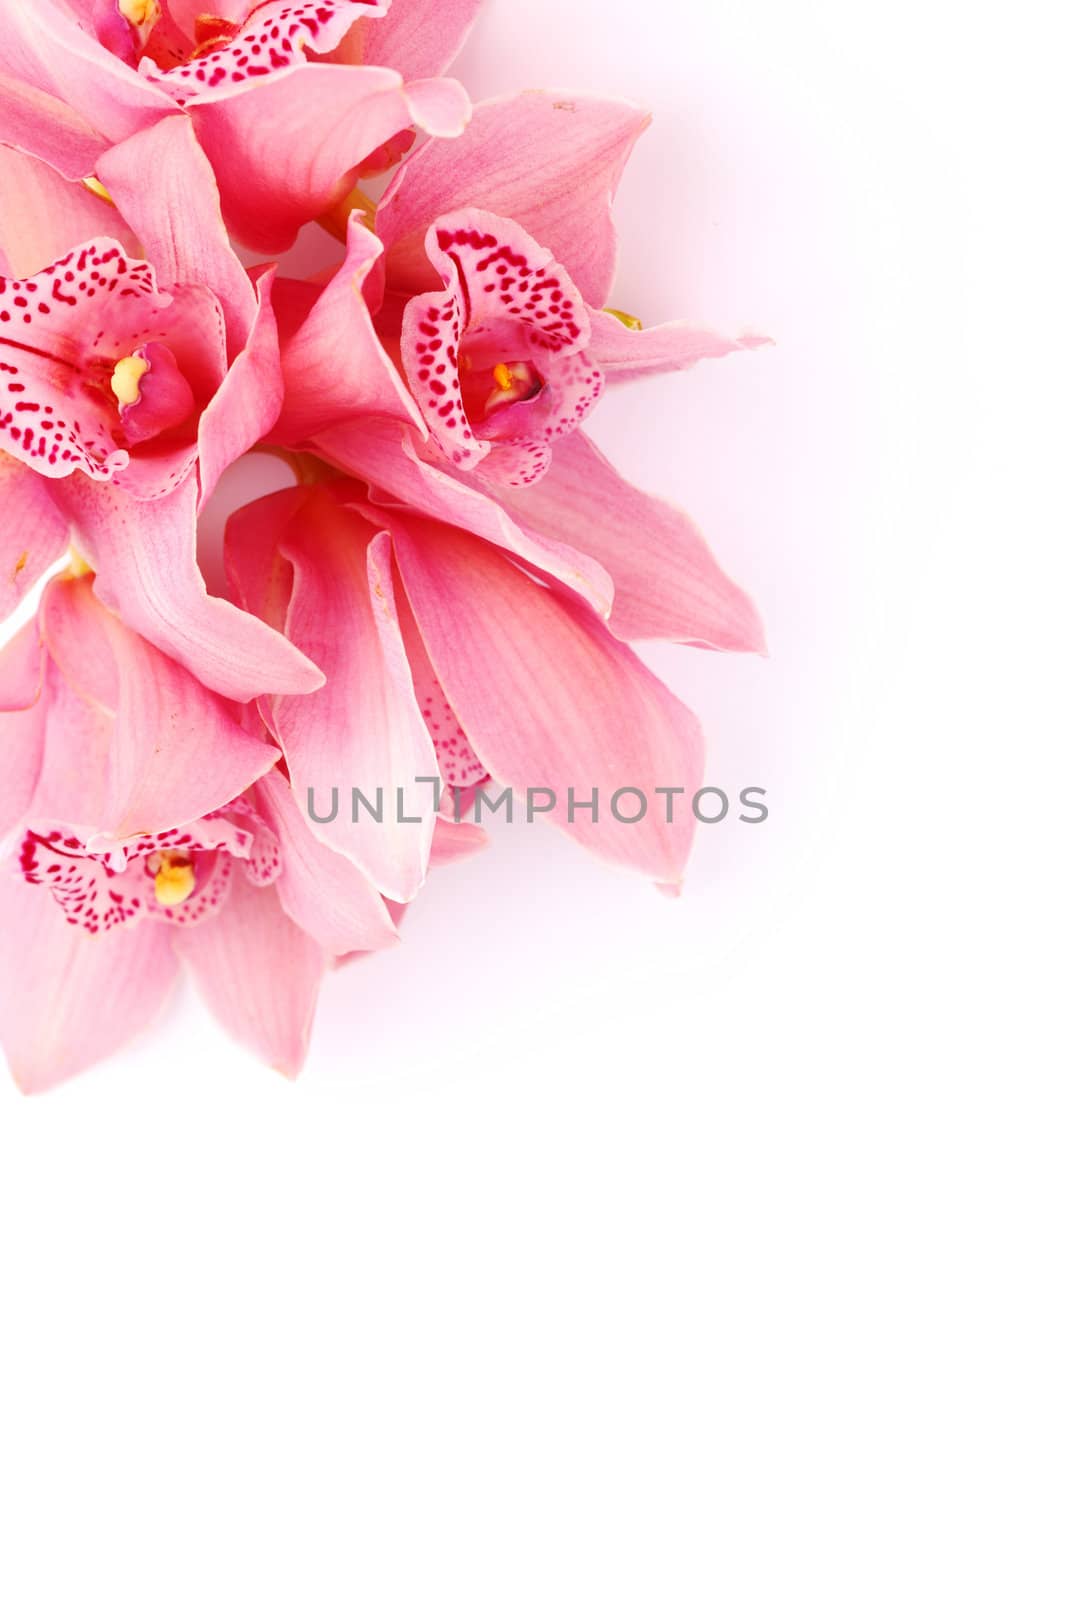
[358,0,484,77]
[0,615,45,713]
[190,65,469,253]
[25,661,114,828]
[0,145,137,274]
[0,456,68,622]
[313,418,615,617]
[275,217,422,443]
[0,623,47,837]
[54,473,324,702]
[37,572,118,706]
[0,869,177,1094]
[429,814,489,868]
[254,768,398,957]
[392,572,488,788]
[96,115,257,351]
[196,266,283,504]
[489,430,767,652]
[587,307,772,380]
[0,2,172,151]
[401,75,472,137]
[0,73,107,186]
[41,572,281,836]
[224,489,294,640]
[391,515,705,884]
[378,92,649,305]
[174,869,326,1079]
[258,489,438,901]
[0,709,45,839]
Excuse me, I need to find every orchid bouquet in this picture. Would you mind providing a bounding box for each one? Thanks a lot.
[0,0,765,1091]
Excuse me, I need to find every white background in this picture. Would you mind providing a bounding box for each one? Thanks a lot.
[1,2,1064,1594]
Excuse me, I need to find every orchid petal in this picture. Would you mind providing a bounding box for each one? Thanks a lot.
[0,73,107,186]
[313,418,615,617]
[174,868,325,1079]
[0,716,42,841]
[378,92,649,305]
[489,430,767,652]
[391,568,488,788]
[391,514,704,884]
[232,487,438,901]
[357,0,484,77]
[0,455,68,622]
[96,115,257,352]
[0,870,178,1094]
[24,660,114,829]
[0,146,137,275]
[54,472,324,702]
[0,1,172,152]
[196,266,283,505]
[588,307,772,380]
[0,614,45,713]
[223,487,294,642]
[190,64,469,253]
[254,769,398,957]
[0,622,47,838]
[429,814,489,869]
[41,572,281,837]
[275,217,422,444]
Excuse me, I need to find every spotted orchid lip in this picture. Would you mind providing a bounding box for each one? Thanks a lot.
[0,240,175,480]
[400,208,605,487]
[18,801,279,933]
[137,0,390,105]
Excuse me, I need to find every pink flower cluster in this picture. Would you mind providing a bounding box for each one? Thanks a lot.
[0,0,765,1091]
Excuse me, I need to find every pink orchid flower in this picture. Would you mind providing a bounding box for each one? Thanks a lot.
[0,0,474,252]
[0,567,417,1090]
[367,92,768,488]
[224,478,706,888]
[0,139,324,701]
[396,206,605,488]
[0,233,239,495]
[267,93,766,655]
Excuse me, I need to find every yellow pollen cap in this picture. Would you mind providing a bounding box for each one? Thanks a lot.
[153,855,197,908]
[605,306,643,331]
[110,354,150,408]
[492,363,514,392]
[82,177,115,207]
[119,0,161,27]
